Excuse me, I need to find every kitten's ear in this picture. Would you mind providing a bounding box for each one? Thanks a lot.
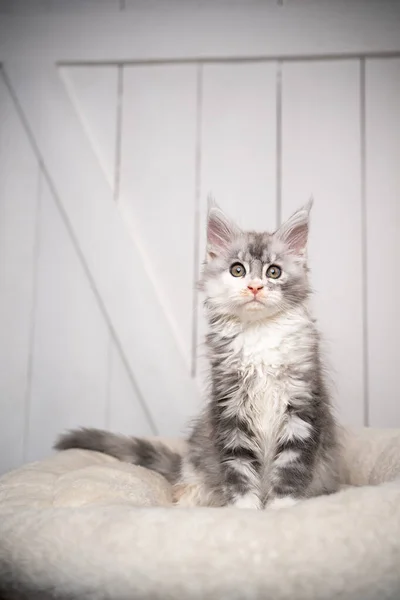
[275,198,313,255]
[206,195,241,261]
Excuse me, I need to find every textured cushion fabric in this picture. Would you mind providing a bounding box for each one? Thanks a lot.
[0,428,400,600]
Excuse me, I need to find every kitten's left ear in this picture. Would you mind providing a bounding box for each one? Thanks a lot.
[275,198,313,255]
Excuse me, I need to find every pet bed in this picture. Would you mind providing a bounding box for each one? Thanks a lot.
[0,427,400,599]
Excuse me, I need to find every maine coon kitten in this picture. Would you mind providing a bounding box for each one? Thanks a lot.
[56,200,339,509]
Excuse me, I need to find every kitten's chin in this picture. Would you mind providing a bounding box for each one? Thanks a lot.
[244,301,265,312]
[238,301,280,322]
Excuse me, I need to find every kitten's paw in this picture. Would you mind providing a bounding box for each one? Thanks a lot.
[173,483,219,507]
[173,483,201,507]
[267,496,299,510]
[232,492,262,510]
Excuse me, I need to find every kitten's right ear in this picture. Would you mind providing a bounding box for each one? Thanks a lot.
[206,195,240,261]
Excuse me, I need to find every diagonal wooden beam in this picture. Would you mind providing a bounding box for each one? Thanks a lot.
[4,60,198,435]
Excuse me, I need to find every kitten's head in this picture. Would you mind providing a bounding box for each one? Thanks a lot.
[201,199,313,322]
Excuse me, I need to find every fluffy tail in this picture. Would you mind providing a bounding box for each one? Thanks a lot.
[54,428,182,484]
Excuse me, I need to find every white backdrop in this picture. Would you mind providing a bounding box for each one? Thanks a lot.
[0,0,399,474]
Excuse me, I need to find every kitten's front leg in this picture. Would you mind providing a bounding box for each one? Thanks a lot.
[267,405,319,510]
[220,447,263,509]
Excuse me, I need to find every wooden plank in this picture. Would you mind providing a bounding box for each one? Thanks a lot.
[60,65,119,190]
[26,176,110,462]
[120,64,197,363]
[107,340,153,436]
[366,58,400,427]
[281,60,364,426]
[0,75,39,474]
[197,62,278,380]
[1,2,400,62]
[5,62,198,435]
[201,62,277,229]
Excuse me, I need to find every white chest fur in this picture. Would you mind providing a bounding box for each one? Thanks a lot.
[238,312,310,368]
[232,310,313,456]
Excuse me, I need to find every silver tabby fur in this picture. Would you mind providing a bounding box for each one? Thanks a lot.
[56,200,339,510]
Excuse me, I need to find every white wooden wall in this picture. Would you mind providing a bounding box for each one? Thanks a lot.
[0,0,399,474]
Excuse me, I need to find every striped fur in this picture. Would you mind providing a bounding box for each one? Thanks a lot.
[55,201,340,509]
[55,429,181,484]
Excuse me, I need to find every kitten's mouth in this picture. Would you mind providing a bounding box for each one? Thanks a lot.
[245,298,265,308]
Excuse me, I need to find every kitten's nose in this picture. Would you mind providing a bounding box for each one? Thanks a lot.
[248,283,264,295]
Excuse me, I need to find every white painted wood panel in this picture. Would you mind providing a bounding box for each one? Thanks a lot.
[0,75,39,473]
[120,64,198,363]
[26,175,110,461]
[0,3,399,477]
[6,61,197,437]
[60,64,157,435]
[61,66,118,190]
[366,58,400,427]
[107,340,153,436]
[201,63,278,229]
[197,62,278,380]
[281,60,364,426]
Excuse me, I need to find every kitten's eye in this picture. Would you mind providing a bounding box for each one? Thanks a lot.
[266,265,282,279]
[230,262,246,278]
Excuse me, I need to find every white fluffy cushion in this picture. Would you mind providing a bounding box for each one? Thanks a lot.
[0,428,400,599]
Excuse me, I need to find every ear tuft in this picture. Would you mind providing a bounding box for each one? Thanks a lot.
[275,198,313,255]
[206,195,240,259]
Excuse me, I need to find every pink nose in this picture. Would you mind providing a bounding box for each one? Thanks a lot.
[248,284,264,295]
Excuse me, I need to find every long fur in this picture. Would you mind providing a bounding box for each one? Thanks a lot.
[55,429,181,484]
[55,201,340,509]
